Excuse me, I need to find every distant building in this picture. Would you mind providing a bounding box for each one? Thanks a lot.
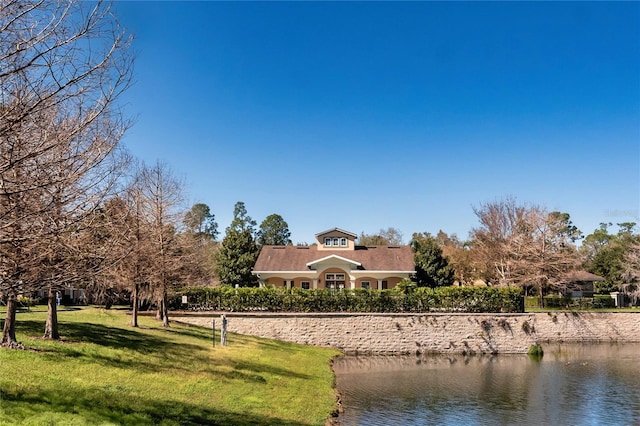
[252,228,415,290]
[561,271,605,298]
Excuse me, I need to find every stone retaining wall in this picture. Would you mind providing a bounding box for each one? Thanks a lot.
[172,312,640,354]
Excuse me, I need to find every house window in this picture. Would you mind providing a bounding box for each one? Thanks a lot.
[324,237,348,247]
[301,281,310,290]
[361,281,370,290]
[381,280,388,290]
[326,273,345,289]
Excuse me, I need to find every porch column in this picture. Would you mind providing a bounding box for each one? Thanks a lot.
[313,279,318,289]
[377,279,383,290]
[349,277,355,290]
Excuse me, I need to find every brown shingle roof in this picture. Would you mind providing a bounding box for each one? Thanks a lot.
[562,271,605,282]
[253,245,415,272]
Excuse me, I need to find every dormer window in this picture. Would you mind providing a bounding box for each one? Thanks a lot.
[324,236,349,247]
[317,228,357,249]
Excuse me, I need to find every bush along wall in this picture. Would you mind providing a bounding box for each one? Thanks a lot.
[171,286,525,314]
[524,295,616,309]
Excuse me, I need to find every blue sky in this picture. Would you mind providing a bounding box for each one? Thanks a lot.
[113,1,639,244]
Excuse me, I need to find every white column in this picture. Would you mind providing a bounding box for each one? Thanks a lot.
[349,277,355,290]
[313,279,318,289]
[377,279,383,290]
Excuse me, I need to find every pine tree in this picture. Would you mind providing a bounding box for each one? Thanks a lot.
[216,202,259,287]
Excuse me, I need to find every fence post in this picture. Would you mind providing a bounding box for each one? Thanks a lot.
[221,314,228,346]
[212,319,215,348]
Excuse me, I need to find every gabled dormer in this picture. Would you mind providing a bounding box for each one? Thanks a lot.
[315,228,357,251]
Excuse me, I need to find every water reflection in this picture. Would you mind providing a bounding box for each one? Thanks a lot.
[334,344,640,426]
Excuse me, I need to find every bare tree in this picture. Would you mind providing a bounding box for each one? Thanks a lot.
[0,0,133,345]
[508,207,580,306]
[470,198,580,306]
[138,161,184,327]
[178,231,219,288]
[357,227,404,246]
[39,122,130,339]
[470,197,529,286]
[97,184,153,328]
[107,165,155,327]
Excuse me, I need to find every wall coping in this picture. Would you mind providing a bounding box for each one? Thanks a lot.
[169,310,640,318]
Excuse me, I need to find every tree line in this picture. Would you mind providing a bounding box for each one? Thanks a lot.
[360,198,639,308]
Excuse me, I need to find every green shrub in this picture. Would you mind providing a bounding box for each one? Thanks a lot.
[593,295,615,309]
[173,286,524,313]
[528,343,544,360]
[523,295,616,310]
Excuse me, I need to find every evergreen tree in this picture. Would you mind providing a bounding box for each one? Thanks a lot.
[257,213,291,246]
[411,233,455,288]
[228,201,256,234]
[216,202,259,287]
[184,203,218,240]
[582,222,638,293]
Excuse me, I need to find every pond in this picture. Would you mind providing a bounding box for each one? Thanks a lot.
[334,343,640,426]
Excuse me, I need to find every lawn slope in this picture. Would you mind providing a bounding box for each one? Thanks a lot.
[0,308,340,425]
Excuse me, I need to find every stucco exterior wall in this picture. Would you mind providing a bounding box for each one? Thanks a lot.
[173,312,640,355]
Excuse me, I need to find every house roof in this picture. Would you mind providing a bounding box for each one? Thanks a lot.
[315,227,358,239]
[562,271,605,282]
[253,245,415,272]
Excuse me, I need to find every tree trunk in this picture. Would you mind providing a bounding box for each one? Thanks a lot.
[131,283,139,327]
[44,287,60,340]
[1,294,18,346]
[161,293,169,328]
[155,297,164,321]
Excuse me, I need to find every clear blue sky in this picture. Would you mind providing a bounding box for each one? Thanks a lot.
[113,1,639,244]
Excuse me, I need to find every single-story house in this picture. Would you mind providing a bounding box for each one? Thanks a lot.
[561,271,605,298]
[252,228,416,290]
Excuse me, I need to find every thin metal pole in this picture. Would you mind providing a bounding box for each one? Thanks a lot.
[212,319,216,348]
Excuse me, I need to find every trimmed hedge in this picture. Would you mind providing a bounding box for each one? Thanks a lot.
[525,295,616,309]
[171,286,524,313]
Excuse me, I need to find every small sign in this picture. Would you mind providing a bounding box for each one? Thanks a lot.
[181,295,188,304]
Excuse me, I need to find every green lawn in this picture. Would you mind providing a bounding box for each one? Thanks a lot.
[525,306,640,313]
[0,307,341,425]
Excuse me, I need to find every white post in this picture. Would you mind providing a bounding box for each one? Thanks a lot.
[221,314,228,346]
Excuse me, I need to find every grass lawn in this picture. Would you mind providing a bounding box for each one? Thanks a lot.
[525,306,640,313]
[0,307,341,425]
